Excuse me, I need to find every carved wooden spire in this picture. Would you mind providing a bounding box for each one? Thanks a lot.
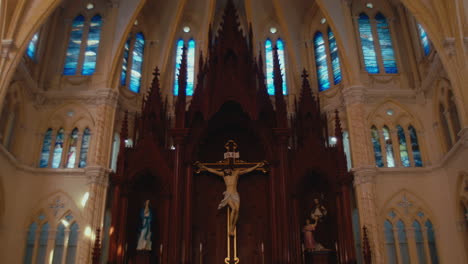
[116,111,128,177]
[362,225,372,264]
[92,229,101,264]
[175,45,188,128]
[273,45,287,127]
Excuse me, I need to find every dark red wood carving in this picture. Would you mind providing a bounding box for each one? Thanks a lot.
[107,1,356,263]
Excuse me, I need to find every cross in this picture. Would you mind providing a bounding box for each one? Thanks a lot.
[49,197,65,216]
[398,195,412,214]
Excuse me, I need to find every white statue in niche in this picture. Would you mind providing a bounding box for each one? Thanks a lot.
[136,200,153,251]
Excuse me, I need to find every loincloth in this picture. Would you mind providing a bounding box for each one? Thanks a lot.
[218,191,240,210]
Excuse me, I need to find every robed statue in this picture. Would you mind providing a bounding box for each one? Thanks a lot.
[136,200,153,251]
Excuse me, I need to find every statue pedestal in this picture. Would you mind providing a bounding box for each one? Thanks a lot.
[135,250,152,264]
[305,250,335,264]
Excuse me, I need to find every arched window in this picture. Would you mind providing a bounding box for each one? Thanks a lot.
[64,14,103,76]
[265,38,287,95]
[65,222,79,264]
[37,223,49,264]
[79,128,91,168]
[81,15,103,75]
[396,220,410,263]
[52,223,65,264]
[384,220,397,264]
[417,23,431,56]
[120,38,131,86]
[24,222,38,264]
[66,128,79,168]
[328,28,342,85]
[396,125,410,167]
[382,126,395,167]
[371,126,384,167]
[26,32,40,59]
[448,90,461,138]
[357,13,398,74]
[413,220,427,264]
[408,125,423,167]
[343,131,352,171]
[129,32,145,93]
[313,32,330,91]
[39,129,53,168]
[173,39,196,95]
[425,220,439,263]
[110,133,120,172]
[52,129,64,168]
[439,104,453,148]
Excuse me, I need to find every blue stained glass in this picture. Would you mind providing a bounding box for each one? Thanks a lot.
[417,24,430,56]
[425,220,439,264]
[314,32,330,91]
[277,39,287,95]
[173,39,185,95]
[383,126,395,167]
[384,220,397,264]
[27,32,39,59]
[24,222,38,264]
[328,28,342,84]
[66,223,79,264]
[371,126,384,167]
[79,128,91,168]
[343,131,352,171]
[376,13,398,73]
[187,39,196,96]
[121,38,131,86]
[82,15,102,75]
[52,128,64,168]
[413,221,427,264]
[397,125,410,167]
[52,224,65,264]
[358,13,379,73]
[129,32,145,93]
[37,223,49,264]
[396,220,410,264]
[265,39,274,95]
[408,125,423,167]
[39,128,53,168]
[66,128,79,168]
[63,15,85,75]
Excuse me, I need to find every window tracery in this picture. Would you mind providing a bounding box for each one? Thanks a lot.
[120,32,146,93]
[436,81,462,152]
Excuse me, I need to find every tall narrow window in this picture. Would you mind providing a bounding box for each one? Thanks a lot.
[313,32,330,91]
[79,128,91,168]
[81,15,103,75]
[358,13,379,73]
[52,129,64,168]
[384,220,397,264]
[439,104,453,148]
[173,39,185,95]
[24,222,38,264]
[425,220,439,264]
[396,125,410,167]
[66,223,79,264]
[396,220,410,263]
[63,15,85,75]
[129,32,145,93]
[375,13,398,73]
[37,223,49,264]
[265,39,287,95]
[276,39,287,95]
[328,28,342,84]
[413,220,427,264]
[39,129,53,168]
[120,38,131,86]
[27,32,39,59]
[417,24,430,56]
[382,126,395,167]
[52,223,65,264]
[343,131,352,171]
[371,126,384,167]
[66,128,79,168]
[448,91,461,138]
[174,39,196,95]
[408,125,423,167]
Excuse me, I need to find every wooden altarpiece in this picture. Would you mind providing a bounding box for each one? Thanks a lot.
[107,1,356,263]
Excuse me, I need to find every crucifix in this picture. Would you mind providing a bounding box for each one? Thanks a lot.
[194,140,268,264]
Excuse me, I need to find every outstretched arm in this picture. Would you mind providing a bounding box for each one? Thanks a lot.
[195,162,224,177]
[239,162,264,175]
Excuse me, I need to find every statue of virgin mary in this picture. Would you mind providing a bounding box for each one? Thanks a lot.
[136,200,153,251]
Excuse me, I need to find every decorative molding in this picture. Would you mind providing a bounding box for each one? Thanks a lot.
[1,39,15,59]
[353,166,378,186]
[85,166,111,186]
[35,88,119,107]
[342,85,366,105]
[443,37,456,57]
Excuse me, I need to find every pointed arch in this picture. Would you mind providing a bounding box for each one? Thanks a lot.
[417,23,431,56]
[327,27,342,85]
[265,38,274,95]
[51,128,64,168]
[39,128,53,168]
[66,128,79,168]
[78,128,91,168]
[120,37,131,86]
[173,39,185,95]
[63,15,85,75]
[357,13,379,73]
[313,31,330,91]
[276,38,287,94]
[26,32,40,59]
[187,39,196,96]
[375,13,398,73]
[129,32,145,93]
[81,14,103,75]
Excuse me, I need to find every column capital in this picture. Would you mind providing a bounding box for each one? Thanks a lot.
[352,166,378,186]
[342,85,367,105]
[85,166,111,185]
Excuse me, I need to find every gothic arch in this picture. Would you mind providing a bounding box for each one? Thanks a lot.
[381,189,436,225]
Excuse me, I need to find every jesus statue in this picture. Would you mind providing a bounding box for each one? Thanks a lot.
[195,161,266,236]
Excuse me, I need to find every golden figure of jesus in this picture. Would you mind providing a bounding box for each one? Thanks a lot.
[195,161,266,236]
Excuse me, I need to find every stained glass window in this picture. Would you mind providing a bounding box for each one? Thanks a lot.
[328,28,342,85]
[129,32,145,93]
[174,39,185,95]
[396,220,410,263]
[27,32,39,59]
[417,24,430,56]
[66,128,79,168]
[52,129,64,168]
[187,39,196,96]
[37,223,49,264]
[384,220,397,264]
[276,39,287,95]
[383,126,395,167]
[358,13,379,73]
[314,32,330,91]
[265,39,274,95]
[79,128,91,168]
[397,125,410,167]
[425,220,439,264]
[448,91,461,138]
[375,13,398,73]
[371,126,384,167]
[39,129,53,168]
[343,131,352,171]
[408,125,423,167]
[24,222,38,264]
[81,15,102,75]
[63,15,85,75]
[52,223,65,264]
[120,38,131,86]
[66,223,79,264]
[413,220,427,264]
